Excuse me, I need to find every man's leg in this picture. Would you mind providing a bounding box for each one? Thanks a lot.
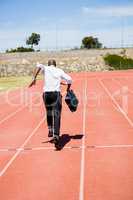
[47,107,53,137]
[53,93,62,137]
[43,93,53,137]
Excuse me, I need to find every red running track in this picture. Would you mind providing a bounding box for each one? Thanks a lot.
[0,71,133,200]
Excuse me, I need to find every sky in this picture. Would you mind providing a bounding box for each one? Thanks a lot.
[0,0,133,51]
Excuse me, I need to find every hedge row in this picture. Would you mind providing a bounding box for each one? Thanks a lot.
[104,54,133,70]
[6,47,35,53]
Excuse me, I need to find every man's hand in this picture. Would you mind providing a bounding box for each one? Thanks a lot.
[67,84,71,92]
[29,79,36,88]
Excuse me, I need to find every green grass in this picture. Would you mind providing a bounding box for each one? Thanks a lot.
[0,76,42,92]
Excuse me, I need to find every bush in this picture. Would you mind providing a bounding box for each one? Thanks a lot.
[104,54,133,70]
[6,47,34,53]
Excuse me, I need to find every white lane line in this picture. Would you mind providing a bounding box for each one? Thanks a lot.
[0,106,26,125]
[112,78,133,95]
[0,94,40,125]
[95,144,133,149]
[79,79,87,200]
[0,118,45,177]
[98,79,133,128]
[1,144,133,153]
[0,147,73,152]
[21,144,133,150]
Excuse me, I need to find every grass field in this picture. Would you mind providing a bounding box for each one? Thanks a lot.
[0,76,42,92]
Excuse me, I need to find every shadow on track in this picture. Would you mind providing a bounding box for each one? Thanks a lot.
[57,134,84,150]
[43,134,84,151]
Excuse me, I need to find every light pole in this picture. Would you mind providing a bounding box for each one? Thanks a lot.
[55,23,58,51]
[121,16,124,49]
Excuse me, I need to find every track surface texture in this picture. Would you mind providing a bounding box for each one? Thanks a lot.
[0,71,133,200]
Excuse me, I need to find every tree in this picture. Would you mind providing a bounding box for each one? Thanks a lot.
[81,36,102,49]
[26,33,40,48]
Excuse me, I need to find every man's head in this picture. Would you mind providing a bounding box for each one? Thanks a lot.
[48,59,56,67]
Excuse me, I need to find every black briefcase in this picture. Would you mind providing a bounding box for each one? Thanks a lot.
[65,90,79,112]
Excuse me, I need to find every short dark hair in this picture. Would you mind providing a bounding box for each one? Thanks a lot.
[48,59,56,66]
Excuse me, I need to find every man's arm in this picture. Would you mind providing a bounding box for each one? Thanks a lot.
[61,71,72,91]
[29,63,44,87]
[29,67,41,87]
[61,82,71,91]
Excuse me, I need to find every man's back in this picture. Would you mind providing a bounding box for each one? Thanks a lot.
[37,63,72,92]
[44,66,63,92]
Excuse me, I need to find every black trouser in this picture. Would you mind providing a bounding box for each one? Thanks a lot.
[43,92,62,136]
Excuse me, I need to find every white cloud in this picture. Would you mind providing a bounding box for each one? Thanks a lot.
[82,5,133,17]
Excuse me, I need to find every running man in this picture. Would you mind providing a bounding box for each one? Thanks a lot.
[29,59,72,147]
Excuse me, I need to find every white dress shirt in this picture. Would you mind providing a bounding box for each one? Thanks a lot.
[37,63,72,92]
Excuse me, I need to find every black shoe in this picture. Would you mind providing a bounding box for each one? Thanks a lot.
[48,131,53,138]
[53,136,61,150]
[53,135,59,144]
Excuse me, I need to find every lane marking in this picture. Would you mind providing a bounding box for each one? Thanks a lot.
[0,146,72,152]
[0,118,45,177]
[98,79,133,128]
[94,144,133,149]
[0,94,40,125]
[1,144,133,152]
[112,78,133,95]
[79,78,87,200]
[0,106,26,125]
